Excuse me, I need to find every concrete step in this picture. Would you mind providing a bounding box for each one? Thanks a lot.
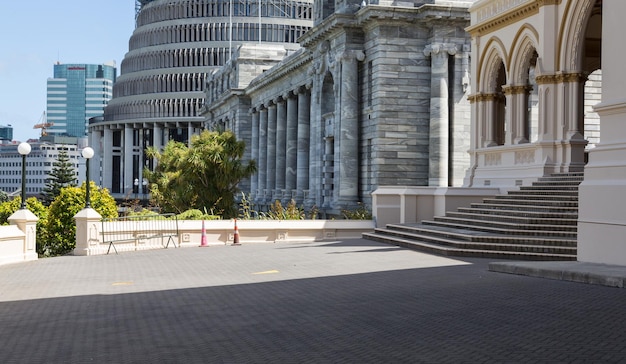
[482,198,578,207]
[495,193,578,201]
[422,219,577,238]
[363,230,576,261]
[362,172,583,261]
[457,207,578,219]
[469,202,578,214]
[531,180,582,187]
[445,211,578,225]
[507,190,579,197]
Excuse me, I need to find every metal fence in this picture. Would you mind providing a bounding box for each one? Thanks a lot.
[101,214,179,254]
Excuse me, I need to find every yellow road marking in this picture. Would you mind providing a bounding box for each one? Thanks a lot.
[111,281,134,286]
[252,270,279,275]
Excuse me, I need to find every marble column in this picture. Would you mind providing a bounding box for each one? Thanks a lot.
[296,87,311,204]
[275,97,287,200]
[285,92,298,199]
[257,106,268,204]
[336,50,364,207]
[250,109,259,200]
[511,86,530,144]
[266,102,277,202]
[124,125,134,196]
[483,94,497,147]
[306,80,319,209]
[424,43,456,186]
[103,128,113,192]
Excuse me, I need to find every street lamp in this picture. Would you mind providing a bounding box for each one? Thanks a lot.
[134,178,139,200]
[17,142,31,210]
[82,147,94,208]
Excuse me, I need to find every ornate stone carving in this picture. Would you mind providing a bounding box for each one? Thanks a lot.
[514,150,535,164]
[484,153,502,166]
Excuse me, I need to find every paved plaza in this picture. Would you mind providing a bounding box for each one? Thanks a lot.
[0,239,625,363]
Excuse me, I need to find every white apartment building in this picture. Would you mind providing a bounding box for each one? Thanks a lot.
[0,140,88,198]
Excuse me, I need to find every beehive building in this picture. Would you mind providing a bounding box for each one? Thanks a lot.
[88,0,313,197]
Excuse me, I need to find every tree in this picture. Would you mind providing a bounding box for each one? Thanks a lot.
[145,130,256,218]
[41,148,77,205]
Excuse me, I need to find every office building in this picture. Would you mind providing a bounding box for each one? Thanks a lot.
[47,63,116,138]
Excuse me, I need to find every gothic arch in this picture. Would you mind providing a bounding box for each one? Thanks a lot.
[509,25,540,86]
[558,0,596,72]
[478,37,508,93]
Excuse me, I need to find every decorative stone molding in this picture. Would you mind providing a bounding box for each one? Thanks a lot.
[514,150,535,164]
[484,153,502,166]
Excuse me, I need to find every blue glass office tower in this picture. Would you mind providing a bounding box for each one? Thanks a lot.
[47,63,116,137]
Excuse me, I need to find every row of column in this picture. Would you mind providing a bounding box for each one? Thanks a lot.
[250,87,312,206]
[248,49,363,212]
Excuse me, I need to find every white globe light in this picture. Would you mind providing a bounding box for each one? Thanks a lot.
[17,142,31,156]
[82,147,95,159]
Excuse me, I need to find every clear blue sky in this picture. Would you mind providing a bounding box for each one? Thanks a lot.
[0,0,136,142]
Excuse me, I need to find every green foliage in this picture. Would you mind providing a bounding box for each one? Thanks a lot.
[238,192,257,219]
[0,190,9,204]
[260,199,305,220]
[176,209,220,221]
[144,130,256,218]
[41,149,78,206]
[43,182,118,256]
[341,202,373,220]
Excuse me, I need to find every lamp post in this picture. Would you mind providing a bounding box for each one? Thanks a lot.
[17,142,31,210]
[134,178,139,200]
[82,147,94,208]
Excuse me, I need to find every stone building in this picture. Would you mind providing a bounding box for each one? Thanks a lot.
[465,0,626,266]
[201,0,476,216]
[87,0,313,198]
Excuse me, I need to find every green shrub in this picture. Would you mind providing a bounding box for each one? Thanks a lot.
[341,202,372,220]
[176,209,221,220]
[43,182,118,256]
[260,199,305,220]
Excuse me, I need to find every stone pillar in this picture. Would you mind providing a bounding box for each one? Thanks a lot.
[483,94,497,147]
[306,81,319,209]
[266,102,277,202]
[257,106,268,204]
[512,86,531,144]
[578,0,626,265]
[73,208,102,256]
[103,128,113,192]
[285,92,298,198]
[90,130,102,185]
[124,125,134,196]
[336,50,364,207]
[296,88,311,204]
[275,97,287,200]
[250,109,259,201]
[8,209,38,262]
[424,43,456,186]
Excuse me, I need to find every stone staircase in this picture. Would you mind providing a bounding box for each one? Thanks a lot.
[363,172,584,260]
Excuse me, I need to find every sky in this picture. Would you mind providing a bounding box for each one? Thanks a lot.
[0,0,137,142]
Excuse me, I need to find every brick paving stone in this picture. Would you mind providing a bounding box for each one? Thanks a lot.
[0,239,625,363]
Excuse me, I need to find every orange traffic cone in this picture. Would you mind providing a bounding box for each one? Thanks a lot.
[199,220,209,247]
[232,218,241,246]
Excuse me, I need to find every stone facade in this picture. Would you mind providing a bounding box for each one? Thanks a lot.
[202,0,474,216]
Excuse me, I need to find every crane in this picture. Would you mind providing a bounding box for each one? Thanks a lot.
[33,111,54,137]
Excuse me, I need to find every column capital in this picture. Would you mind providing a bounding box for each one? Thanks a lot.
[337,50,365,63]
[423,43,458,57]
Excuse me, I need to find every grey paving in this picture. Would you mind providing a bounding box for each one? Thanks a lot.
[0,239,625,363]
